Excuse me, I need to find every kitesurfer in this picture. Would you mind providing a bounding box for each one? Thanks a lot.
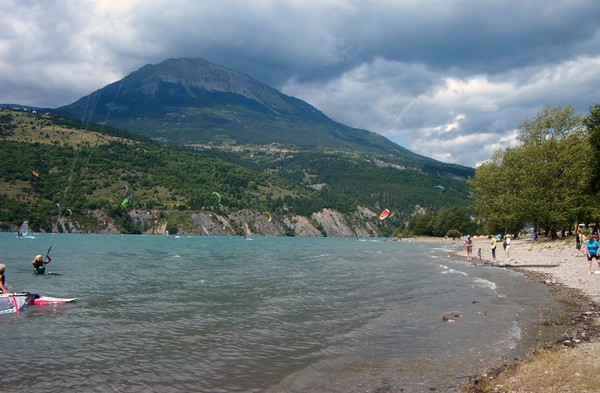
[0,263,11,293]
[32,254,51,275]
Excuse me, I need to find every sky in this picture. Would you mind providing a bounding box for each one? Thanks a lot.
[2,1,600,168]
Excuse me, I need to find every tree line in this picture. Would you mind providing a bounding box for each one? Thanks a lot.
[467,104,600,237]
[403,104,600,239]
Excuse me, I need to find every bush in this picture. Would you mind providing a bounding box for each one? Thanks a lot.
[446,229,462,240]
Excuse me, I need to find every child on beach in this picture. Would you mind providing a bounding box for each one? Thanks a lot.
[477,248,482,261]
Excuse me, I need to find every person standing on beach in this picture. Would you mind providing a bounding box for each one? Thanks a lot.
[584,235,600,274]
[465,235,473,261]
[504,235,512,259]
[489,235,497,262]
[575,228,583,256]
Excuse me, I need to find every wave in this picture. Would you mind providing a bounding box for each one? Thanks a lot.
[472,276,497,292]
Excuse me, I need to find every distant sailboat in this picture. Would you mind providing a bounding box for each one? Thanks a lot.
[18,220,28,237]
[17,220,33,238]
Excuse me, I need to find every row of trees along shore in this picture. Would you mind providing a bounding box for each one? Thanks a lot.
[467,104,600,237]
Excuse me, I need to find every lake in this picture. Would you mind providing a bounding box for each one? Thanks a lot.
[0,233,559,392]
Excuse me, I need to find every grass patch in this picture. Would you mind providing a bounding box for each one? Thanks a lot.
[465,343,600,392]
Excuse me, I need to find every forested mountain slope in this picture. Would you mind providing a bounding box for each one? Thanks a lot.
[0,109,471,235]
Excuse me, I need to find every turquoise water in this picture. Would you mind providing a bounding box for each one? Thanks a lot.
[0,234,557,392]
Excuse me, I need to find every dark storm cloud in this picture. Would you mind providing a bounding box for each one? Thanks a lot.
[1,0,599,167]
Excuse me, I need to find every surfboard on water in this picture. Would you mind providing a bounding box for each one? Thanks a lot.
[31,296,77,306]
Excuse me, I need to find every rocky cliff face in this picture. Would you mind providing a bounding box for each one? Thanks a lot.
[53,207,386,237]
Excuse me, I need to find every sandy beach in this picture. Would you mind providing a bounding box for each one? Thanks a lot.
[447,236,600,392]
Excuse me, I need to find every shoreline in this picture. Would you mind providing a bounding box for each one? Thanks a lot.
[422,236,600,392]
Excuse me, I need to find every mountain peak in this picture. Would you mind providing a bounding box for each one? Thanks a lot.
[123,58,300,115]
[56,58,473,177]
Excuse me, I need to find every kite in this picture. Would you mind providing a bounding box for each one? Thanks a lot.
[118,185,133,206]
[211,192,221,204]
[434,185,446,195]
[263,212,272,222]
[379,208,391,220]
[32,171,40,178]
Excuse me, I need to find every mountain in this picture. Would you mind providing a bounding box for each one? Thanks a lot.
[0,58,479,235]
[55,58,472,177]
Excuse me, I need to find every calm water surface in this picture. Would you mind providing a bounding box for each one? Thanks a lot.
[0,234,559,392]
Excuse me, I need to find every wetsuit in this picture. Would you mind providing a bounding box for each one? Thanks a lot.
[32,259,48,275]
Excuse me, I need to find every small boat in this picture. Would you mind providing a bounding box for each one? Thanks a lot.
[0,293,36,314]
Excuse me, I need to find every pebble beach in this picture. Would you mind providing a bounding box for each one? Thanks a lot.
[449,236,600,392]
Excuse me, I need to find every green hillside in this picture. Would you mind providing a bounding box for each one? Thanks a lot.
[0,109,472,235]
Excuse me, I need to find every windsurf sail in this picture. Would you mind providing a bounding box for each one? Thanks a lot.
[0,293,36,314]
[379,208,391,220]
[18,220,29,237]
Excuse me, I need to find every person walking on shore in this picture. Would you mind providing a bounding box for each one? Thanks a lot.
[489,235,497,263]
[575,228,584,257]
[465,235,473,261]
[584,235,600,274]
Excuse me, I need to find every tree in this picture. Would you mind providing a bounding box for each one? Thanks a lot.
[518,105,584,146]
[585,103,600,191]
[469,105,592,235]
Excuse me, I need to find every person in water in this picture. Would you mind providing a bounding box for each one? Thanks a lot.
[0,263,11,294]
[32,254,51,275]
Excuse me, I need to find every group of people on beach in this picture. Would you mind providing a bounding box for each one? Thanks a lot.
[464,234,511,263]
[464,227,600,275]
[0,254,53,294]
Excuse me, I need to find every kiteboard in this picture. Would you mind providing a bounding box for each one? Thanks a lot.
[32,295,77,306]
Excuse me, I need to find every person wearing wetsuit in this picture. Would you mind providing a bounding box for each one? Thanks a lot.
[0,263,11,294]
[32,254,51,275]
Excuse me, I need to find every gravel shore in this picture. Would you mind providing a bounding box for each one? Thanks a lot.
[447,236,600,392]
